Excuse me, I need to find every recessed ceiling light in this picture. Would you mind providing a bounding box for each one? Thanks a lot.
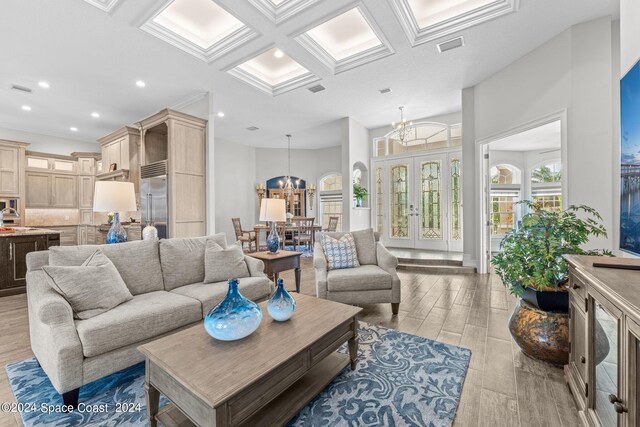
[91,112,100,118]
[217,112,225,118]
[21,105,31,111]
[274,49,284,58]
[70,127,78,132]
[136,80,146,88]
[38,81,50,89]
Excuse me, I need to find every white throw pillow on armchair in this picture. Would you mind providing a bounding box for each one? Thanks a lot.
[322,233,360,270]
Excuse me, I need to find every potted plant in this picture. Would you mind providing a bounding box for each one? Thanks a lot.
[353,183,368,208]
[491,201,611,365]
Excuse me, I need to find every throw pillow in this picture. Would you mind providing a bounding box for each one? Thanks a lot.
[42,250,133,320]
[322,233,360,270]
[204,240,250,284]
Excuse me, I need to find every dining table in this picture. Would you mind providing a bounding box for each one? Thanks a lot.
[253,223,322,251]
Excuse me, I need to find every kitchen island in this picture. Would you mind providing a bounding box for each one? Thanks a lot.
[0,228,60,297]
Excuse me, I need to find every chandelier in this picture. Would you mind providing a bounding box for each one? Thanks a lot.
[391,106,413,143]
[279,134,299,198]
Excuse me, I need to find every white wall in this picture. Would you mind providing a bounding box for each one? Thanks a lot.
[0,126,100,154]
[346,118,371,231]
[463,16,618,269]
[255,144,342,222]
[621,0,640,75]
[214,138,257,243]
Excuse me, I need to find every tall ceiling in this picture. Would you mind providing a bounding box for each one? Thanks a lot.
[0,0,618,149]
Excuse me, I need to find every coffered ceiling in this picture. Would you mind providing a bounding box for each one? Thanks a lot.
[0,0,619,148]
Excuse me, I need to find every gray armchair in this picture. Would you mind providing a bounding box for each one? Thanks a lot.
[314,229,401,314]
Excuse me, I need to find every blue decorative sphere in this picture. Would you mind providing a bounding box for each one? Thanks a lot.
[204,279,262,341]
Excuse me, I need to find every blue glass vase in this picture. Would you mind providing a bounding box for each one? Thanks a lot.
[106,212,128,244]
[204,278,262,341]
[266,221,280,253]
[267,279,296,322]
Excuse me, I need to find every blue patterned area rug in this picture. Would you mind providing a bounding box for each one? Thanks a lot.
[283,245,313,257]
[6,323,471,427]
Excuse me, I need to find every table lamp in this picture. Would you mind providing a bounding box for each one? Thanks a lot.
[259,198,286,254]
[93,181,137,244]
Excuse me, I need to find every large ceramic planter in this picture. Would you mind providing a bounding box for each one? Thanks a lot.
[509,299,569,365]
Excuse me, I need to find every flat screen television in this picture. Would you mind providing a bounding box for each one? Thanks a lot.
[621,59,640,255]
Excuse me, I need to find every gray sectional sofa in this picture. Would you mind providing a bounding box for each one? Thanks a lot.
[25,234,273,407]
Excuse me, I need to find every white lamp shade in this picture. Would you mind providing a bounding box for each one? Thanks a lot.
[93,181,137,212]
[259,198,286,222]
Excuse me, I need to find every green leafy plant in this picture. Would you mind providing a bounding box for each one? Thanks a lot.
[491,201,611,296]
[353,183,368,202]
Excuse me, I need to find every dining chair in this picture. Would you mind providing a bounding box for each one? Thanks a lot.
[293,218,315,251]
[324,216,339,232]
[276,221,288,249]
[231,217,257,252]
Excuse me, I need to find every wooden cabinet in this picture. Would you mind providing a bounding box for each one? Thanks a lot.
[565,256,640,427]
[25,172,78,208]
[139,109,206,238]
[25,172,51,208]
[51,174,77,208]
[0,145,20,196]
[41,226,77,246]
[0,234,52,296]
[26,152,77,174]
[77,225,96,245]
[78,175,94,209]
[97,127,140,191]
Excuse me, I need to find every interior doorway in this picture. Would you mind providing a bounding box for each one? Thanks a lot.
[479,113,566,273]
[372,150,462,252]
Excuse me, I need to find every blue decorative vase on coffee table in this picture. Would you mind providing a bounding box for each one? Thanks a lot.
[267,279,296,321]
[204,278,262,341]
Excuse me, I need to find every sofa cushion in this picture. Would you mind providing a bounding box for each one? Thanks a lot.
[159,234,228,291]
[171,277,273,314]
[324,229,377,265]
[48,240,164,295]
[203,241,250,284]
[75,291,201,357]
[42,250,132,320]
[327,265,392,292]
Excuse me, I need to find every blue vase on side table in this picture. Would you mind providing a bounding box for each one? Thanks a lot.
[267,279,296,321]
[204,278,263,341]
[106,212,128,244]
[266,221,280,253]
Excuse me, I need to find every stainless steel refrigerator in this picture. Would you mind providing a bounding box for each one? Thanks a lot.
[141,175,168,239]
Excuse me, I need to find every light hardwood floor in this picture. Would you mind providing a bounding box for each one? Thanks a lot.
[0,258,580,427]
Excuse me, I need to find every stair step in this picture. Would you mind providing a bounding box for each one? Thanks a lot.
[397,258,463,266]
[397,263,476,274]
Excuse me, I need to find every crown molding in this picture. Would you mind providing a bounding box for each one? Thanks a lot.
[293,3,395,75]
[81,0,119,13]
[389,0,519,46]
[247,0,320,25]
[227,67,320,97]
[139,0,260,64]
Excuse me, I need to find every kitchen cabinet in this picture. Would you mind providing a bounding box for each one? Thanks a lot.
[0,233,55,297]
[97,127,140,191]
[25,172,78,208]
[51,174,77,208]
[565,256,640,427]
[26,152,77,174]
[25,172,51,208]
[78,175,94,209]
[77,225,96,245]
[0,144,20,196]
[42,226,77,246]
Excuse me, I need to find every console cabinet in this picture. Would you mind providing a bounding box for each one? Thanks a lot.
[565,255,640,427]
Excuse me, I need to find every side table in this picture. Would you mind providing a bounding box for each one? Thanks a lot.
[247,250,302,292]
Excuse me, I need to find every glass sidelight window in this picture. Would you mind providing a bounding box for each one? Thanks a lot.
[419,160,442,239]
[390,164,409,238]
[450,158,462,241]
[376,167,383,235]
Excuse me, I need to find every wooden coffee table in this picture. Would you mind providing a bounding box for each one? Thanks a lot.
[248,250,302,292]
[139,294,361,427]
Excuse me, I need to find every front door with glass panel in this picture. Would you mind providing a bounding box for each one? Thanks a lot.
[374,151,462,251]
